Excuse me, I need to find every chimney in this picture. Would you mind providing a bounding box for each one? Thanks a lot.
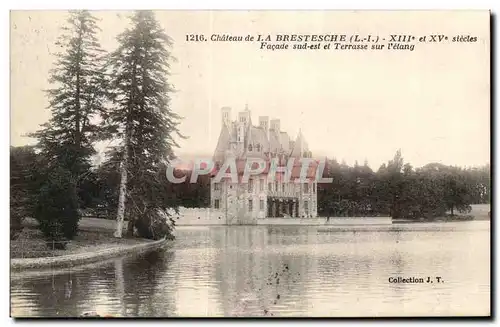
[259,116,269,140]
[236,106,250,155]
[237,121,245,155]
[270,119,280,133]
[238,107,251,127]
[221,107,231,127]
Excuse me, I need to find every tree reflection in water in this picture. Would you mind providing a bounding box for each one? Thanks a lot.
[10,223,491,317]
[10,249,176,317]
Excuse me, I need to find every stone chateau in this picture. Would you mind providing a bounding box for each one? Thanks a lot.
[210,105,318,224]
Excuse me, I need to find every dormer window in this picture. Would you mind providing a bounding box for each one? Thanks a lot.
[248,144,253,151]
[256,144,261,152]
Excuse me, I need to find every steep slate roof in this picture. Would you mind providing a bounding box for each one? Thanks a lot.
[290,130,309,158]
[213,114,310,162]
[268,129,281,154]
[246,126,269,154]
[210,157,319,179]
[279,131,291,154]
[229,122,237,143]
[213,124,231,162]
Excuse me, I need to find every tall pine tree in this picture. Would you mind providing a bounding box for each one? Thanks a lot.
[105,11,182,239]
[29,10,108,242]
[31,10,108,178]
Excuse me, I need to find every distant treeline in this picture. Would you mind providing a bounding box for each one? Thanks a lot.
[11,146,489,225]
[317,150,490,219]
[157,149,490,220]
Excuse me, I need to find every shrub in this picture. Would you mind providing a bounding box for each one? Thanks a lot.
[10,214,23,241]
[10,146,39,240]
[133,209,175,241]
[33,167,81,248]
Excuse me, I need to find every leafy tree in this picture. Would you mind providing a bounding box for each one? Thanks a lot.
[464,165,490,204]
[105,11,183,239]
[442,168,472,215]
[170,170,210,208]
[386,149,404,218]
[33,166,80,248]
[79,149,122,219]
[10,146,39,239]
[372,163,391,215]
[316,151,488,220]
[317,159,342,216]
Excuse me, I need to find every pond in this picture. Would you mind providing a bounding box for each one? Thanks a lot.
[10,221,490,317]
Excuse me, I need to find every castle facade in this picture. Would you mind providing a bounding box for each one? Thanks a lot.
[210,106,318,224]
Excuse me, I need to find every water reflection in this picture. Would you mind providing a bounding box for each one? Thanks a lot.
[11,222,490,317]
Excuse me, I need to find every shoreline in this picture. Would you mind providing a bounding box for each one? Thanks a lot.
[11,238,170,270]
[174,216,481,226]
[392,216,476,224]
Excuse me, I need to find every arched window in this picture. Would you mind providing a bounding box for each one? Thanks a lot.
[248,144,253,151]
[256,144,261,152]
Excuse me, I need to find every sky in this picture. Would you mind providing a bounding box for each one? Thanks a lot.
[10,10,490,170]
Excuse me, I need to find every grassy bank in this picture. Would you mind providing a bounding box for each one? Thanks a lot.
[11,217,170,270]
[11,227,146,259]
[11,237,168,270]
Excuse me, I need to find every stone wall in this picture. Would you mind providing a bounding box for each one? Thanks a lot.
[470,204,491,220]
[170,207,393,226]
[169,207,227,226]
[169,204,491,226]
[256,217,392,226]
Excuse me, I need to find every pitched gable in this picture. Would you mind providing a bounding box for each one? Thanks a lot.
[290,130,309,158]
[213,124,231,162]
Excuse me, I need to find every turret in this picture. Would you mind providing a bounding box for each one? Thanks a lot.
[238,105,251,127]
[221,107,231,127]
[270,119,280,133]
[259,116,269,140]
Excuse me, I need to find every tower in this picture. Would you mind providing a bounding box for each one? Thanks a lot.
[270,119,280,133]
[237,121,245,154]
[237,105,251,155]
[238,105,251,127]
[259,116,269,141]
[221,107,231,127]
